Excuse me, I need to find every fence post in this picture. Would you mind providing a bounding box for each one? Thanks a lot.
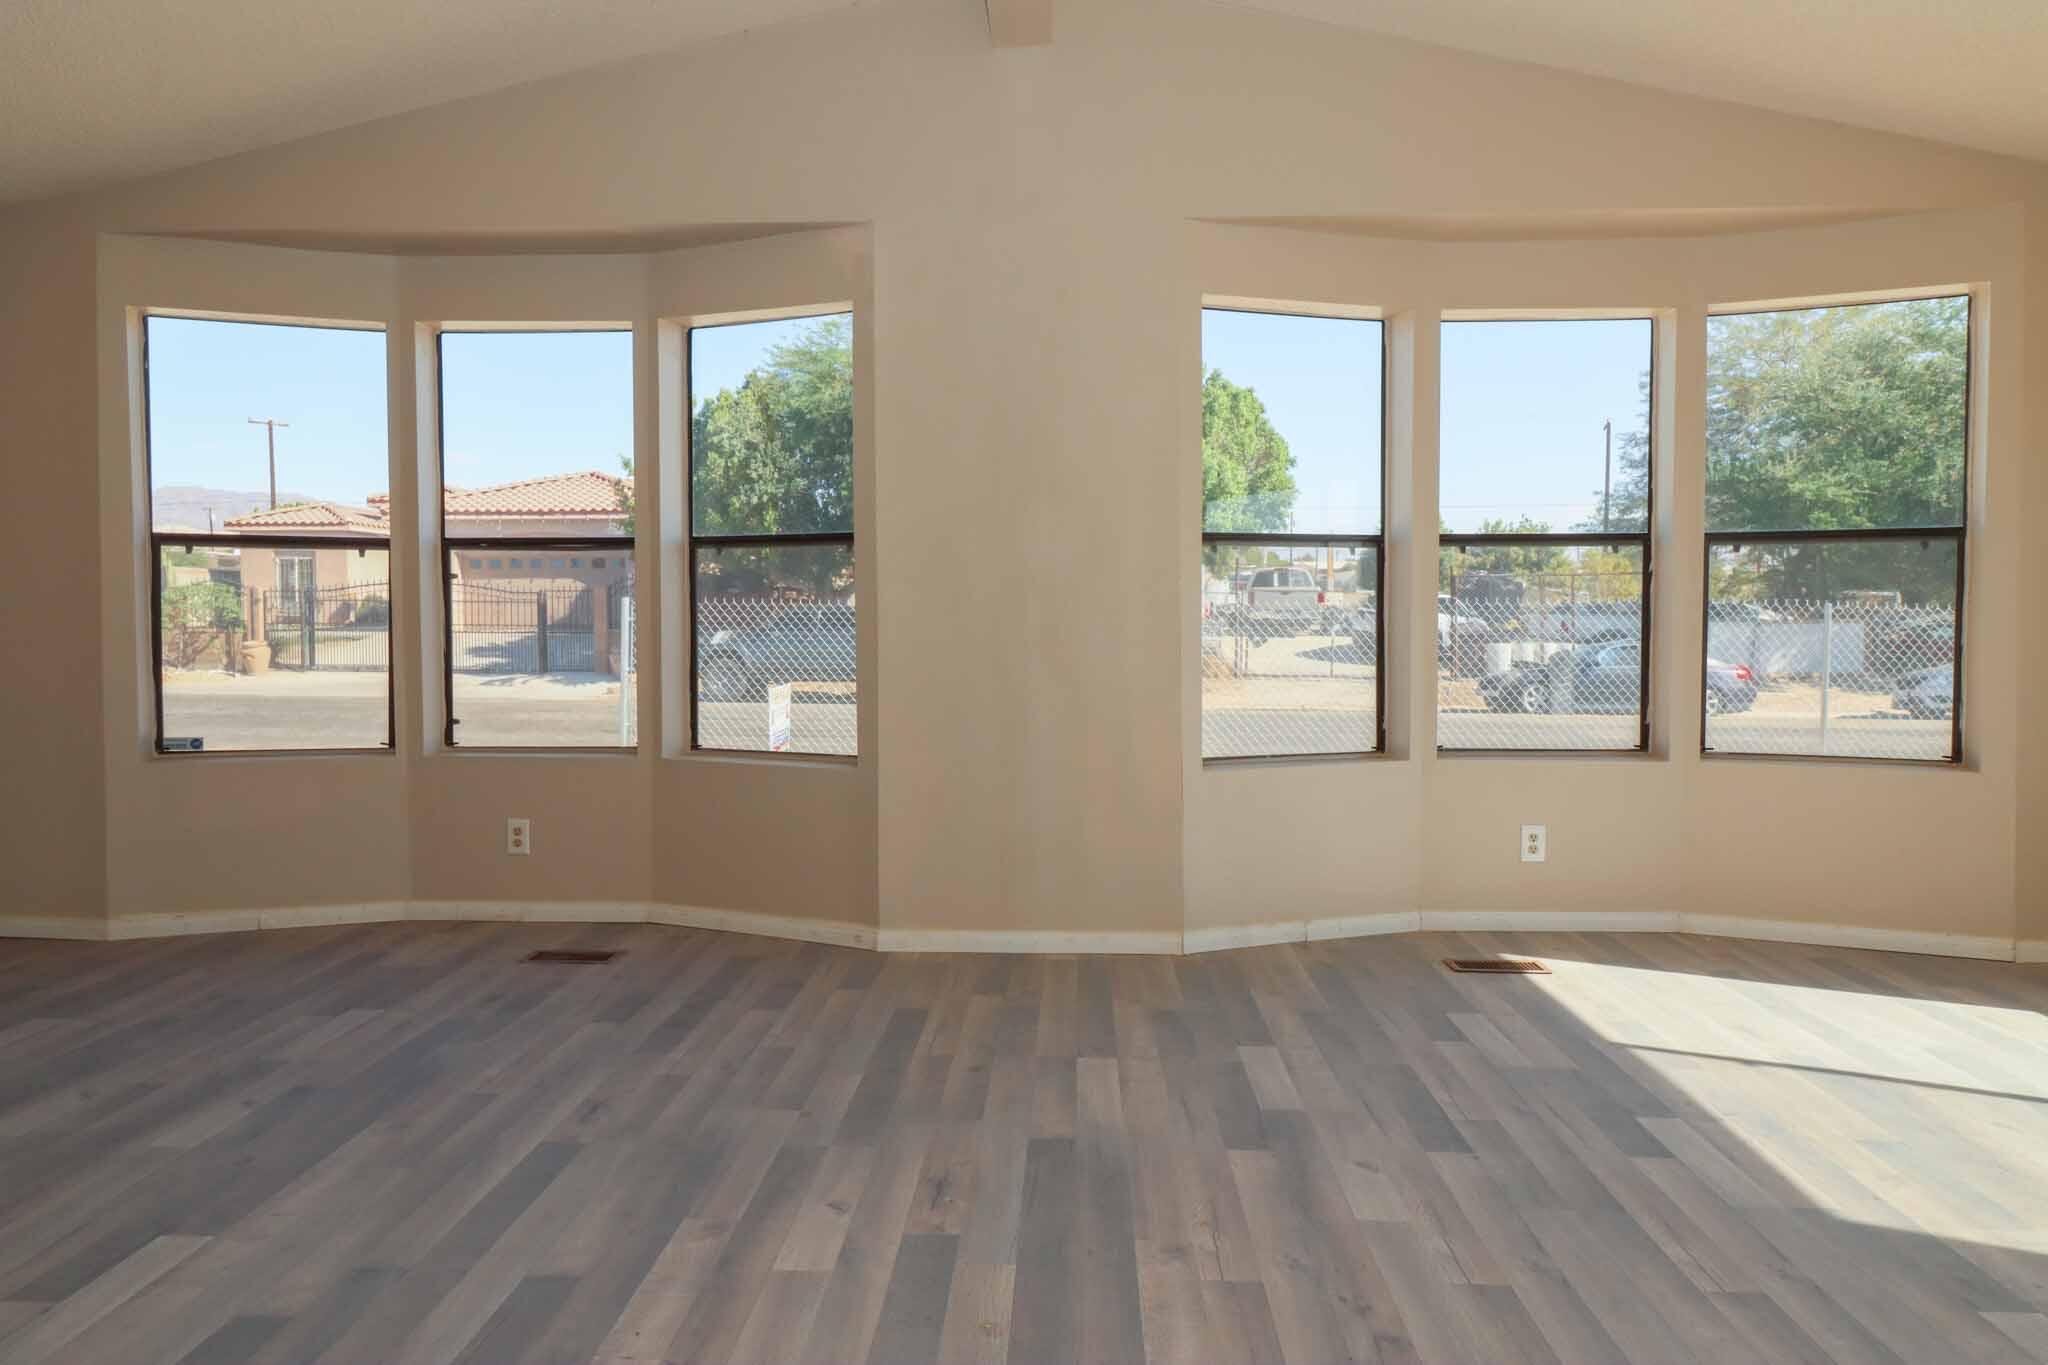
[302,584,316,670]
[1818,600,1834,755]
[618,594,634,746]
[535,591,549,675]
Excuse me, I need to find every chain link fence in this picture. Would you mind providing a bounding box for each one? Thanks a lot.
[1437,569,1645,751]
[695,596,857,755]
[1704,598,1956,760]
[1200,545,1378,758]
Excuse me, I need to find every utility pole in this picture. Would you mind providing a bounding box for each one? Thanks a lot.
[1602,419,1613,534]
[248,418,289,510]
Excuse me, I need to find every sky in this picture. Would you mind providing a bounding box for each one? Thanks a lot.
[1200,308,1651,537]
[146,316,389,508]
[148,314,841,511]
[148,309,1642,533]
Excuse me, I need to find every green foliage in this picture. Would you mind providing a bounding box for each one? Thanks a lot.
[612,452,635,538]
[1201,369,1298,533]
[161,581,243,633]
[691,317,854,597]
[1449,517,1569,580]
[1201,369,1301,576]
[1705,297,1966,602]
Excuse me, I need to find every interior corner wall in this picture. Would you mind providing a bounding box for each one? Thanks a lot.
[2018,192,2048,948]
[0,207,106,922]
[5,0,2047,942]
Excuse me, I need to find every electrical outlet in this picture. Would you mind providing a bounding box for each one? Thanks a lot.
[507,818,531,856]
[1520,824,1546,863]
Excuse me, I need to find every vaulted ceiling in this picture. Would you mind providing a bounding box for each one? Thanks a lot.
[0,0,863,204]
[2,0,2044,207]
[1215,0,2048,165]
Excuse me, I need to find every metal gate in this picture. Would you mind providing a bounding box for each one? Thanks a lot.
[261,581,391,671]
[450,583,597,674]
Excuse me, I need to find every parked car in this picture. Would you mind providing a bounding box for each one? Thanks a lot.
[1473,637,1755,717]
[1702,658,1760,715]
[1891,665,1954,719]
[698,604,856,700]
[1235,566,1330,637]
[1478,637,1644,715]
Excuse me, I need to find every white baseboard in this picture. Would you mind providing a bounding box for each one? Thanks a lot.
[876,928,1182,955]
[1419,909,1681,934]
[0,915,114,941]
[0,900,875,952]
[409,900,654,925]
[1184,912,1421,954]
[1683,914,2016,962]
[1184,921,1308,954]
[1308,911,1422,942]
[650,903,876,951]
[0,904,2023,964]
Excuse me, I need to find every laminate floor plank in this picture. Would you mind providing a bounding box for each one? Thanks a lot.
[2,924,2045,1364]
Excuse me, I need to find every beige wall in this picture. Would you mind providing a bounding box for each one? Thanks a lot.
[4,0,2044,942]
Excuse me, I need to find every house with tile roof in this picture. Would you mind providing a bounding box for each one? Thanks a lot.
[222,472,634,673]
[224,470,631,599]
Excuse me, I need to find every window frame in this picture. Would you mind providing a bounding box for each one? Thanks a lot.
[1698,293,1969,767]
[1436,314,1658,756]
[433,325,637,751]
[142,312,396,757]
[684,310,858,759]
[1198,304,1390,763]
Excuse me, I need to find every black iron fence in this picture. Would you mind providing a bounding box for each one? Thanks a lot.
[258,580,391,672]
[450,582,605,674]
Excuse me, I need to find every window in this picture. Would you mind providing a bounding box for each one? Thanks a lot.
[1438,318,1653,751]
[689,312,856,756]
[437,329,636,748]
[1703,296,1967,762]
[144,316,391,753]
[1200,307,1384,759]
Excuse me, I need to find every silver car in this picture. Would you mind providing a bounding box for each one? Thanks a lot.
[1891,666,1954,719]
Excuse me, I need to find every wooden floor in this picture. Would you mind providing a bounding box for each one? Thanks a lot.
[2,925,2047,1365]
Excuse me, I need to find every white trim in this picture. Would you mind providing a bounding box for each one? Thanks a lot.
[1419,910,1681,934]
[1307,911,1422,942]
[0,916,113,941]
[1681,914,2016,962]
[875,928,1182,955]
[648,904,877,950]
[408,900,654,925]
[0,905,2023,964]
[1184,921,1308,954]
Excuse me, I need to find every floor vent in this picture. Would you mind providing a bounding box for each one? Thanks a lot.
[1442,957,1549,974]
[524,949,620,965]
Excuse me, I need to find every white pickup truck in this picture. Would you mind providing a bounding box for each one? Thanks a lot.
[1206,566,1332,638]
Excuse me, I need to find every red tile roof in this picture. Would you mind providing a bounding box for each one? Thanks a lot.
[366,470,631,522]
[222,501,390,531]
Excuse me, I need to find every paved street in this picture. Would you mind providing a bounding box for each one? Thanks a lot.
[161,670,639,750]
[164,651,1946,761]
[159,668,857,754]
[1203,632,1951,759]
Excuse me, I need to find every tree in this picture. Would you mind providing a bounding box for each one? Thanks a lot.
[1202,369,1299,576]
[1202,369,1297,534]
[690,316,855,598]
[1703,297,1966,603]
[610,452,634,537]
[1580,376,1651,536]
